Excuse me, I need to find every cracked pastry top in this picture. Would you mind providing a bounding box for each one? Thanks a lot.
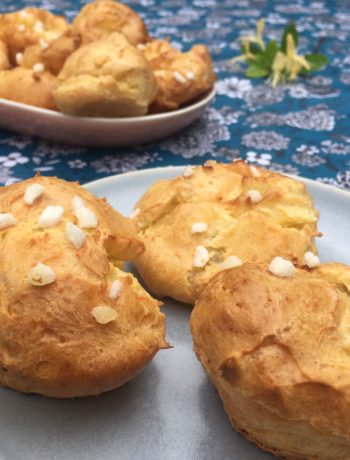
[73,0,150,46]
[0,175,168,398]
[132,160,320,304]
[190,261,350,460]
[53,32,158,117]
[141,39,215,112]
[0,7,68,62]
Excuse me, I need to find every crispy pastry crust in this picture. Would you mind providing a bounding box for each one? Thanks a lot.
[0,7,68,62]
[0,176,168,398]
[54,32,157,117]
[0,67,57,110]
[73,0,150,46]
[142,40,215,111]
[0,40,10,70]
[190,262,350,459]
[133,161,319,303]
[21,28,82,76]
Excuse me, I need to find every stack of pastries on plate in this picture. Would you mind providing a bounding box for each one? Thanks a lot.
[131,159,350,459]
[1,159,349,459]
[0,1,215,116]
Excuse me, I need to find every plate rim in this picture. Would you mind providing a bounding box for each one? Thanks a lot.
[0,86,216,124]
[84,164,350,199]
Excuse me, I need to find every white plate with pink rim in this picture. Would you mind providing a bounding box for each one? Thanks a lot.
[0,86,216,147]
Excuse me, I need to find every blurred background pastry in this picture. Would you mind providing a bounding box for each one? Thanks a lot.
[20,27,82,76]
[73,0,150,46]
[142,40,215,111]
[0,7,68,63]
[54,32,158,117]
[132,160,320,303]
[0,67,57,110]
[0,175,168,398]
[0,40,10,70]
[191,260,350,459]
[0,2,215,117]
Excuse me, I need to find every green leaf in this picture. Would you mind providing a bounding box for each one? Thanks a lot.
[263,40,279,67]
[250,42,264,55]
[302,53,328,72]
[241,42,263,57]
[281,22,298,52]
[246,65,269,78]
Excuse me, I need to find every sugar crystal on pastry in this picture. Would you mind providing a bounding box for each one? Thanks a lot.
[245,189,262,203]
[204,159,217,167]
[64,221,85,249]
[19,10,28,19]
[183,166,194,177]
[32,62,45,74]
[92,306,117,325]
[27,262,56,286]
[109,279,122,299]
[130,208,140,220]
[191,222,208,234]
[221,255,242,269]
[75,206,97,229]
[15,51,23,64]
[24,183,44,205]
[72,195,98,228]
[304,251,320,268]
[38,205,64,227]
[33,20,44,33]
[186,71,195,80]
[0,212,16,228]
[72,195,84,212]
[173,71,187,84]
[268,256,295,277]
[250,165,260,177]
[39,38,48,49]
[193,245,209,268]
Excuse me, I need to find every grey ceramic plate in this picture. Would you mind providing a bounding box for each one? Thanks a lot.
[1,166,349,460]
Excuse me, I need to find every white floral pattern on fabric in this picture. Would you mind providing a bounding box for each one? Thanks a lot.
[0,0,348,190]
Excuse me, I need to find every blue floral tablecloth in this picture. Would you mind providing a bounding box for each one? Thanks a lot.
[0,0,349,189]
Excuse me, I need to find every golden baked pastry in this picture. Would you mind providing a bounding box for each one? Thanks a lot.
[21,28,82,76]
[142,41,215,111]
[191,261,350,459]
[0,67,57,110]
[0,176,168,398]
[141,39,173,61]
[73,0,149,46]
[133,161,319,303]
[54,32,157,117]
[0,40,10,70]
[0,8,68,62]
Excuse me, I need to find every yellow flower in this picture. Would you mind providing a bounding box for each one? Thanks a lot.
[271,51,287,87]
[231,38,256,63]
[240,18,265,50]
[285,34,310,75]
[255,18,265,50]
